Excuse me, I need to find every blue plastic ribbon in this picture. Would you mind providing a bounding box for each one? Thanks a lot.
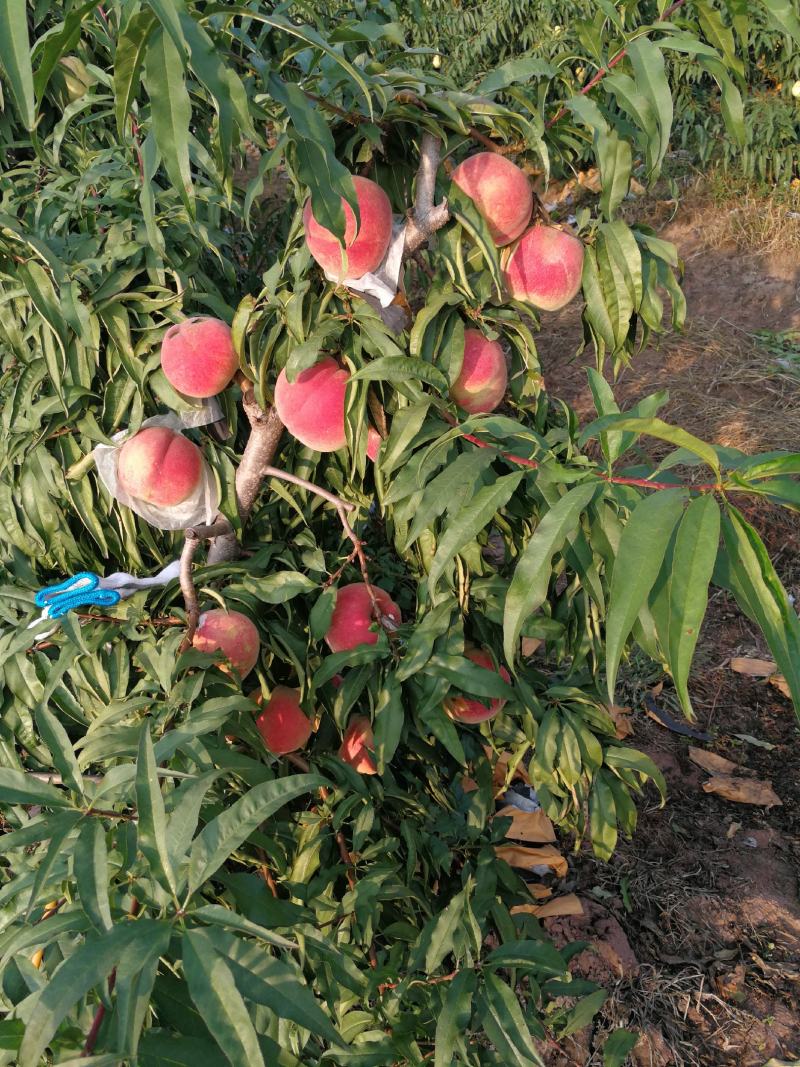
[34,572,122,619]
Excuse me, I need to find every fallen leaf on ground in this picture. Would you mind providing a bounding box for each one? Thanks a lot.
[730,656,777,677]
[730,657,790,698]
[703,775,782,807]
[645,697,711,740]
[689,747,738,775]
[734,733,776,751]
[495,805,556,843]
[495,843,568,877]
[608,704,634,739]
[511,893,583,919]
[725,821,742,839]
[769,674,791,699]
[715,962,747,1000]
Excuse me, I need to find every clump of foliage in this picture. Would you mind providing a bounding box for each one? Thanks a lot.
[0,2,798,1065]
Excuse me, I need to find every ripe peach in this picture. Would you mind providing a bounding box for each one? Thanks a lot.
[451,153,533,247]
[366,425,382,462]
[303,175,393,281]
[450,329,507,415]
[192,609,260,678]
[274,357,349,452]
[117,426,202,507]
[504,225,584,311]
[160,316,239,399]
[338,715,377,774]
[324,583,401,653]
[253,686,312,755]
[444,646,511,724]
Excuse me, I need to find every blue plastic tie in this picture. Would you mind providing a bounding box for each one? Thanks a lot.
[34,572,122,619]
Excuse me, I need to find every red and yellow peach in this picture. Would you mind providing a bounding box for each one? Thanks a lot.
[303,175,393,281]
[192,609,260,678]
[450,329,507,415]
[253,686,313,755]
[451,153,533,247]
[324,583,401,653]
[274,357,349,452]
[504,225,584,311]
[338,715,377,774]
[160,316,239,399]
[117,426,202,507]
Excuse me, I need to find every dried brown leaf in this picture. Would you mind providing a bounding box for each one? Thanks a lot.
[730,656,777,677]
[495,806,556,843]
[688,747,738,775]
[702,775,783,807]
[608,704,634,740]
[510,893,584,919]
[495,843,568,877]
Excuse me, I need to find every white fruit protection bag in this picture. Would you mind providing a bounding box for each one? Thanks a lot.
[93,412,220,531]
[324,219,406,308]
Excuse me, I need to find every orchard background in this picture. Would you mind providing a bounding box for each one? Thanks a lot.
[0,1,799,1065]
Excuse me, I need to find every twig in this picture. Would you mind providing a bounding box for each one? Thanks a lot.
[546,0,690,127]
[466,127,526,156]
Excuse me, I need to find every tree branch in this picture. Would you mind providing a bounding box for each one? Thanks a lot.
[206,394,285,563]
[403,133,451,256]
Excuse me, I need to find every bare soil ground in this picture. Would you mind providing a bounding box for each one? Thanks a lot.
[540,182,800,1066]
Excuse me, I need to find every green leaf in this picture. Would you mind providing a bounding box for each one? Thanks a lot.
[137,726,177,897]
[18,923,140,1067]
[113,8,156,135]
[187,774,325,895]
[0,0,35,128]
[35,704,84,797]
[189,904,296,951]
[74,819,113,932]
[561,988,607,1037]
[143,27,194,215]
[434,969,477,1067]
[114,922,172,1059]
[504,483,598,665]
[351,356,449,393]
[404,448,498,550]
[205,930,344,1047]
[589,773,618,861]
[604,747,667,804]
[476,57,556,94]
[605,489,686,700]
[721,506,800,715]
[0,767,72,808]
[604,1029,639,1067]
[626,39,673,177]
[429,472,525,597]
[486,940,567,975]
[480,972,544,1066]
[580,416,720,476]
[665,495,720,716]
[181,929,266,1067]
[166,770,226,871]
[373,678,404,772]
[414,885,467,973]
[758,0,800,44]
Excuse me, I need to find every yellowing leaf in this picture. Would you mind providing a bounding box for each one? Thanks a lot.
[510,894,583,919]
[688,747,738,775]
[494,843,567,877]
[495,806,556,843]
[702,775,782,807]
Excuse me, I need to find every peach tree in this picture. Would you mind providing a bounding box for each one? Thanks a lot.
[0,1,799,1064]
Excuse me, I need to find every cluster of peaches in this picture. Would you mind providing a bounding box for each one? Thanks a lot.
[113,152,581,770]
[191,585,510,773]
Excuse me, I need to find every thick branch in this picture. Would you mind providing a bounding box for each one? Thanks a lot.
[403,133,451,256]
[207,396,285,563]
